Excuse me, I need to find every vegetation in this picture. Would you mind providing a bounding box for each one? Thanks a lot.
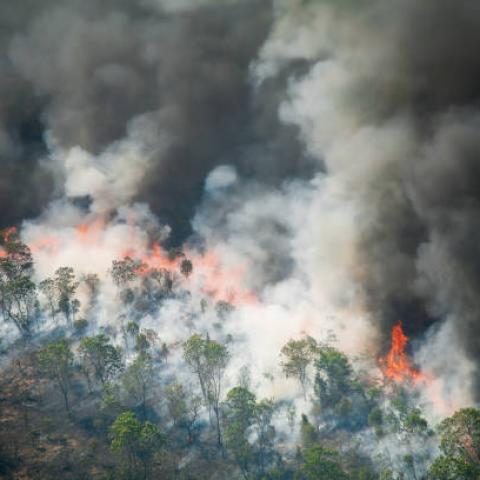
[0,245,477,480]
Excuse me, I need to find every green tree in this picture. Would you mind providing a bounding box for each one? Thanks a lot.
[111,257,145,307]
[314,346,370,430]
[0,230,37,337]
[110,411,164,480]
[429,408,480,479]
[384,392,430,480]
[122,354,154,420]
[280,336,318,399]
[183,333,230,446]
[126,321,139,342]
[165,383,202,443]
[222,387,277,478]
[38,339,75,412]
[79,334,123,389]
[54,266,79,324]
[111,257,143,286]
[254,398,276,474]
[314,346,352,409]
[223,387,257,478]
[300,414,319,448]
[39,277,58,323]
[298,445,349,480]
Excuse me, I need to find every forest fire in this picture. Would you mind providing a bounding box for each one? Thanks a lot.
[379,321,427,384]
[2,219,256,307]
[75,218,106,243]
[0,227,17,258]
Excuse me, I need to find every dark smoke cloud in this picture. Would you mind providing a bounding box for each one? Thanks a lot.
[325,0,480,391]
[1,0,315,240]
[255,0,480,398]
[5,0,480,397]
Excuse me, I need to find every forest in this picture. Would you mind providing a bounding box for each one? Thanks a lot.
[0,228,477,480]
[2,0,480,479]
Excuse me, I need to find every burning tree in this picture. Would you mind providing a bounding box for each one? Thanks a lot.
[0,228,37,337]
[379,322,426,384]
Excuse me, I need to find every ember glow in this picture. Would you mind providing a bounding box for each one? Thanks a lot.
[21,216,256,307]
[380,321,427,384]
[0,227,18,258]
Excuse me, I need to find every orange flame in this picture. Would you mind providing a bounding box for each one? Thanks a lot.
[193,250,257,306]
[379,321,426,384]
[141,243,178,271]
[75,218,106,243]
[0,226,18,258]
[2,226,17,241]
[2,219,257,307]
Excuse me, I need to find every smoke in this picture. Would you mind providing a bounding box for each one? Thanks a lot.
[2,0,480,419]
[252,0,480,402]
[2,0,315,241]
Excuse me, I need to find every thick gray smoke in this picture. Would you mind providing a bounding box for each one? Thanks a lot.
[1,0,315,240]
[3,0,480,409]
[257,0,480,401]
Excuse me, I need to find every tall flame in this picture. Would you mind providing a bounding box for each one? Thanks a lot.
[379,321,426,384]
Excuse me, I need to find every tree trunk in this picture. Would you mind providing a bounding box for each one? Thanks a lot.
[214,406,222,448]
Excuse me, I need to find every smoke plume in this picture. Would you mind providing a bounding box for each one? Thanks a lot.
[2,0,480,413]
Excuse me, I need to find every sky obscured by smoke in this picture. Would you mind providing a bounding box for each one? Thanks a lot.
[2,0,480,410]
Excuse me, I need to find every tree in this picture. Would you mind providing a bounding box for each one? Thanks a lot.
[429,408,480,479]
[313,346,370,430]
[122,354,154,420]
[83,273,100,306]
[280,336,318,399]
[314,346,352,409]
[183,334,230,446]
[111,257,145,307]
[79,334,123,389]
[165,383,202,443]
[222,387,277,478]
[39,278,58,323]
[38,339,75,412]
[111,257,144,286]
[110,411,164,480]
[135,333,150,356]
[54,267,79,324]
[147,268,174,298]
[384,392,430,480]
[0,230,37,337]
[126,321,140,338]
[253,398,276,473]
[300,414,319,448]
[299,445,349,480]
[223,387,257,478]
[180,258,193,278]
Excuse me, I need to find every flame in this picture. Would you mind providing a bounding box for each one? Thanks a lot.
[2,226,17,241]
[75,218,106,243]
[379,321,426,384]
[2,217,257,307]
[0,226,18,258]
[141,242,178,271]
[192,250,257,306]
[29,235,60,255]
